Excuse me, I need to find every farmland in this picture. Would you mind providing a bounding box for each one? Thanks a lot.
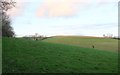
[2,37,118,73]
[43,36,118,52]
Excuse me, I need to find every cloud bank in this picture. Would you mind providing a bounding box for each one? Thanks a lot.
[36,0,118,17]
[7,0,118,17]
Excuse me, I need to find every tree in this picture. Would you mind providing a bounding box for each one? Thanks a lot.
[103,34,105,37]
[0,0,16,37]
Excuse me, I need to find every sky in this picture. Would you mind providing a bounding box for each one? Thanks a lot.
[7,0,119,37]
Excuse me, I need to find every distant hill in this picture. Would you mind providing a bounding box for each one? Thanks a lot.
[43,36,118,52]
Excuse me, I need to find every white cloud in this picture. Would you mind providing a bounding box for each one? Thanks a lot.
[36,0,118,17]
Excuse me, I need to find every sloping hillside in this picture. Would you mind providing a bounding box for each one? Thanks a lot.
[43,36,118,52]
[3,38,118,73]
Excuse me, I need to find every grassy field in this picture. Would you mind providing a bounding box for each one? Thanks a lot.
[0,38,2,74]
[43,36,118,52]
[2,37,118,73]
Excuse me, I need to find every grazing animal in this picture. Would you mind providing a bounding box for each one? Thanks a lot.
[92,45,95,48]
[36,38,38,41]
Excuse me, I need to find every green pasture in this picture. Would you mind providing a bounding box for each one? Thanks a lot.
[43,36,118,52]
[2,37,118,73]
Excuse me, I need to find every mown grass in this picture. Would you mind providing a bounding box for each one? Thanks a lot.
[3,38,118,73]
[43,36,118,52]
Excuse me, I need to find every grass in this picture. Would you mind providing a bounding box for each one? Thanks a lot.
[0,38,2,74]
[43,36,118,52]
[2,37,118,73]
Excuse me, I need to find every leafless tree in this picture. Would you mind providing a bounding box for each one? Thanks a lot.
[0,0,16,37]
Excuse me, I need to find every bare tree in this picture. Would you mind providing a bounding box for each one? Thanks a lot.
[0,0,16,37]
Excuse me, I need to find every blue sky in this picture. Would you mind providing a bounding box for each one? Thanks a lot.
[9,0,118,37]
